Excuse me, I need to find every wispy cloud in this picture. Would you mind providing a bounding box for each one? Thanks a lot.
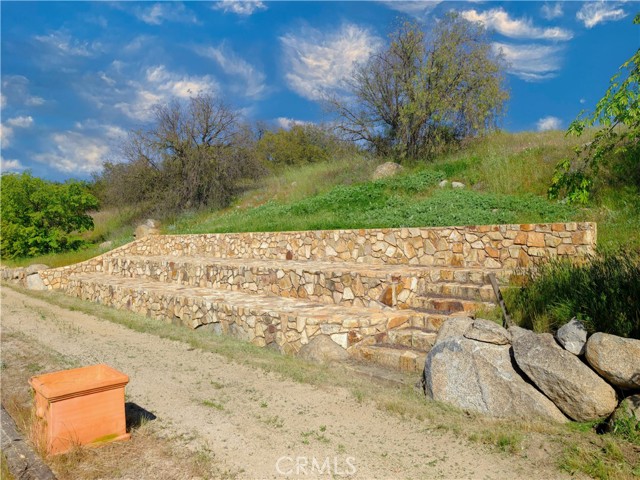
[134,2,198,25]
[280,23,382,101]
[34,30,102,57]
[0,156,26,172]
[0,94,6,109]
[212,1,267,16]
[379,1,441,18]
[537,116,562,131]
[195,44,267,99]
[540,2,563,20]
[115,65,219,121]
[576,1,627,28]
[6,116,34,128]
[493,42,563,81]
[1,116,35,148]
[34,131,113,174]
[461,8,573,40]
[275,117,313,130]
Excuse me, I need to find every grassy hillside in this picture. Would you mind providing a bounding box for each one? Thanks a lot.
[168,130,638,250]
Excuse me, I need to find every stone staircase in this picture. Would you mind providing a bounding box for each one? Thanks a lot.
[36,223,596,373]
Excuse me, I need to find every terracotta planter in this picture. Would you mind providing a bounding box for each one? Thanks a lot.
[29,364,130,455]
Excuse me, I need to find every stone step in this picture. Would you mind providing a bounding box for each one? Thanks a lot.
[99,255,510,310]
[63,273,423,355]
[420,282,496,302]
[409,295,496,314]
[348,344,427,373]
[386,327,437,351]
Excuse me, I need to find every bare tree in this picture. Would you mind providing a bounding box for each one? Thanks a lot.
[100,94,262,215]
[329,14,508,160]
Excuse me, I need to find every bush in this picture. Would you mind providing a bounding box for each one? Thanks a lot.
[0,172,99,259]
[509,249,640,339]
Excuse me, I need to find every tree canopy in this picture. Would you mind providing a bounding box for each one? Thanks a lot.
[0,172,99,259]
[329,14,508,161]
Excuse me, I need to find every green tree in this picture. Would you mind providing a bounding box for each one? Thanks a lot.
[329,15,508,160]
[0,172,99,259]
[549,15,639,204]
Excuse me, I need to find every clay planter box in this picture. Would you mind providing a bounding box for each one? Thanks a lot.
[29,364,130,455]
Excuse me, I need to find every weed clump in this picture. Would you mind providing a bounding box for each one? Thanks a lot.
[509,249,640,338]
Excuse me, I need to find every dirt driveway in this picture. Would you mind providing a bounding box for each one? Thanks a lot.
[1,286,572,479]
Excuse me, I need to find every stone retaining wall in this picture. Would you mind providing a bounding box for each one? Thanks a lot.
[38,222,596,289]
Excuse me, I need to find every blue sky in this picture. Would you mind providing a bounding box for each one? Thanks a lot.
[1,1,638,181]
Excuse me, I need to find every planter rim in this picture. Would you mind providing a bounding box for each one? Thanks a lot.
[29,364,129,401]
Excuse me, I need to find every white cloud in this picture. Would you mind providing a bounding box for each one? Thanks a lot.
[115,65,219,121]
[577,1,627,28]
[34,131,111,174]
[2,75,45,107]
[195,44,266,98]
[34,30,102,57]
[281,23,383,101]
[6,116,34,128]
[541,2,563,20]
[213,1,267,16]
[0,156,25,172]
[0,124,13,148]
[0,94,6,109]
[135,3,198,25]
[461,8,573,40]
[275,117,313,130]
[492,42,563,81]
[0,116,34,148]
[380,1,441,17]
[537,116,562,131]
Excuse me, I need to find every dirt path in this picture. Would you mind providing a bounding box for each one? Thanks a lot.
[1,287,569,479]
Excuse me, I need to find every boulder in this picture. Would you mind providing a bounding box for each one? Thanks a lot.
[298,335,349,364]
[434,317,474,344]
[438,180,449,188]
[464,318,511,345]
[25,264,49,275]
[372,162,403,180]
[451,181,465,189]
[26,273,47,291]
[555,318,587,355]
[585,333,640,390]
[134,219,160,238]
[424,337,567,422]
[512,329,617,421]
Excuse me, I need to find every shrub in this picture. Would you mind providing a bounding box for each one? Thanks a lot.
[0,172,99,259]
[509,249,640,339]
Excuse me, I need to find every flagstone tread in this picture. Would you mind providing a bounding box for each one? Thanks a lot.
[103,254,512,281]
[67,272,418,328]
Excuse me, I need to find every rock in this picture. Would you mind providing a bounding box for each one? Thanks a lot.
[438,180,449,188]
[434,317,474,344]
[508,325,530,343]
[606,394,640,433]
[372,162,403,180]
[512,329,618,421]
[464,318,511,345]
[585,333,640,390]
[25,264,49,275]
[26,273,47,291]
[298,335,349,364]
[424,337,567,422]
[556,318,588,355]
[134,219,160,238]
[99,240,114,250]
[451,181,465,189]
